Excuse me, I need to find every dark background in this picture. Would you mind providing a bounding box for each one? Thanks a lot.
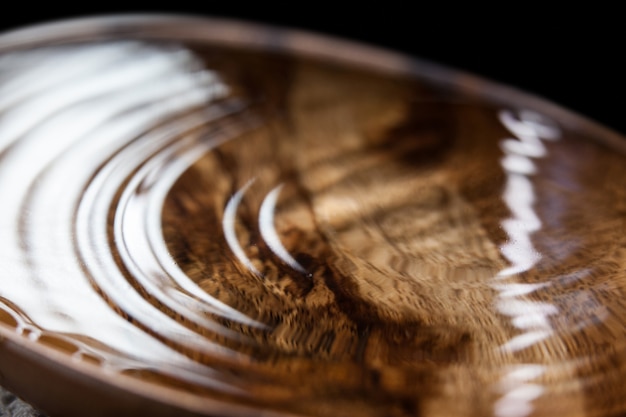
[1,7,624,136]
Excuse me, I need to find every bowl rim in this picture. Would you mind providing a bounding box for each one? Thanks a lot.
[1,14,624,152]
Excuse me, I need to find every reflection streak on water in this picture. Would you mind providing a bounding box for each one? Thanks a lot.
[0,42,246,389]
[493,110,561,417]
[224,180,310,277]
[223,178,263,277]
[494,365,546,417]
[259,183,308,274]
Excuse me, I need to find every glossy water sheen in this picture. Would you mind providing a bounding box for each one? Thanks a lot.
[0,30,625,417]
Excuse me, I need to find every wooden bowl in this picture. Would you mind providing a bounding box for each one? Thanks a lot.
[1,15,625,417]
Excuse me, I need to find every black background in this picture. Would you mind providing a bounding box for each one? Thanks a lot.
[1,7,624,136]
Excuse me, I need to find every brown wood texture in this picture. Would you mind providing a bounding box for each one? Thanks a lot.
[0,16,626,417]
[158,46,626,416]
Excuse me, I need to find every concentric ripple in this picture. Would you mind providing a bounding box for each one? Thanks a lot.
[1,23,626,417]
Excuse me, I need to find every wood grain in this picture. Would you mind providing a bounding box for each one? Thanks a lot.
[157,46,626,416]
[0,18,625,417]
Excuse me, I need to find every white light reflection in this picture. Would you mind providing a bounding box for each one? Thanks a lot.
[224,181,309,277]
[0,42,247,390]
[492,109,561,417]
[259,184,308,274]
[495,364,546,417]
[223,178,263,276]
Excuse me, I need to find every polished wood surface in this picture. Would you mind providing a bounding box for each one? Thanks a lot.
[0,16,625,417]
